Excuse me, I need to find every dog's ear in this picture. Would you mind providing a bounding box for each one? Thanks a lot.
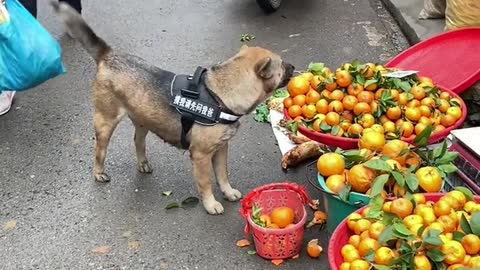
[240,44,249,51]
[255,57,274,79]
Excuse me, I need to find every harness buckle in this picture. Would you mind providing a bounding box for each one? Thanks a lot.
[181,88,199,99]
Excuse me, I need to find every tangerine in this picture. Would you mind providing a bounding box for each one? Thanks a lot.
[288,76,310,96]
[353,102,371,116]
[347,164,376,193]
[316,99,329,114]
[270,207,295,229]
[288,105,302,118]
[326,174,346,194]
[317,153,345,177]
[306,90,321,105]
[390,198,414,219]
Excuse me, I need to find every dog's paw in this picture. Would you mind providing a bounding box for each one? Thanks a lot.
[203,198,224,215]
[137,161,153,174]
[94,173,111,183]
[224,188,242,202]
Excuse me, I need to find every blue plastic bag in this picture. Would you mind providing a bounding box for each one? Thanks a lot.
[0,0,66,91]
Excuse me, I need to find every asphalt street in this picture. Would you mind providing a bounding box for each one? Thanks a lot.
[0,0,408,269]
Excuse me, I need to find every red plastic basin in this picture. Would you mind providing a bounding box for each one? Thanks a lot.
[284,87,467,150]
[328,193,480,270]
[386,27,480,95]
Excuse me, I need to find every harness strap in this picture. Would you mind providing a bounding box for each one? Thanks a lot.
[179,67,207,149]
[181,115,195,149]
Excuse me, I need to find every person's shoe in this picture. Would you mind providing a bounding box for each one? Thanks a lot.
[0,91,15,116]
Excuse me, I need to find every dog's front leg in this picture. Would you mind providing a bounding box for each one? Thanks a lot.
[191,150,224,215]
[213,143,242,201]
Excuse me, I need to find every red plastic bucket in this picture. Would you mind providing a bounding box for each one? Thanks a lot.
[240,182,313,260]
[327,193,480,270]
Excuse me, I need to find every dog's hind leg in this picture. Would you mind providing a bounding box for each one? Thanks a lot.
[93,93,125,183]
[212,143,242,202]
[132,121,152,174]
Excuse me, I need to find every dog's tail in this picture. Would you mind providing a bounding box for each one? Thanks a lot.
[51,2,110,63]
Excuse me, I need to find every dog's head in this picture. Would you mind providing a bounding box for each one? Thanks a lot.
[208,45,295,114]
[239,45,295,94]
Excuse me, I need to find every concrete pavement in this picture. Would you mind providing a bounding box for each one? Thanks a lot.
[0,0,408,269]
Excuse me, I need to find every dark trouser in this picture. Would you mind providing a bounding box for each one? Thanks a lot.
[17,0,82,18]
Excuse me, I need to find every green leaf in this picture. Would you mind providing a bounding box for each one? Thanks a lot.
[380,213,400,227]
[181,196,200,209]
[363,159,392,173]
[427,249,446,262]
[394,222,412,237]
[433,261,447,270]
[356,75,366,85]
[423,230,444,246]
[370,174,390,198]
[405,172,419,193]
[391,171,405,188]
[471,212,480,235]
[450,99,461,107]
[413,125,434,147]
[253,102,270,123]
[308,62,325,75]
[366,195,384,219]
[338,184,351,202]
[247,250,257,255]
[399,81,411,91]
[399,148,410,156]
[289,121,299,135]
[433,140,448,159]
[461,213,473,234]
[454,187,474,201]
[417,226,426,238]
[438,163,458,174]
[162,191,173,197]
[165,202,181,210]
[365,79,378,87]
[379,225,395,244]
[272,89,289,98]
[320,121,331,132]
[436,151,459,164]
[364,250,375,262]
[453,231,466,242]
[331,125,341,136]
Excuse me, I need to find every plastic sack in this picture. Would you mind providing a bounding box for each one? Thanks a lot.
[445,0,480,30]
[418,0,446,20]
[0,0,65,91]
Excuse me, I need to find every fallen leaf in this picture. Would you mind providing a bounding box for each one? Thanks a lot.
[162,191,172,197]
[181,197,199,209]
[91,245,111,255]
[3,219,17,231]
[247,250,257,255]
[128,240,141,251]
[292,254,300,259]
[236,239,251,247]
[271,259,284,266]
[165,202,181,210]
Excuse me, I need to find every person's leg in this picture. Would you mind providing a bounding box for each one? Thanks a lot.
[0,91,15,116]
[59,0,81,14]
[17,0,37,18]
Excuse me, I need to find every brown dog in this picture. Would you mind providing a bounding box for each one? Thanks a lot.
[52,2,294,214]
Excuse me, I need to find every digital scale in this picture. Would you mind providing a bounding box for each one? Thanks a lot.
[446,127,480,195]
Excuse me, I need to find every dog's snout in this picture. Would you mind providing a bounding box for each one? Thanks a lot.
[283,62,295,77]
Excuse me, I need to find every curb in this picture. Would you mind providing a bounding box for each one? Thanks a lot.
[379,0,421,46]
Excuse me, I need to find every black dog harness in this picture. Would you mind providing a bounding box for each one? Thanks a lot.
[170,67,242,149]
